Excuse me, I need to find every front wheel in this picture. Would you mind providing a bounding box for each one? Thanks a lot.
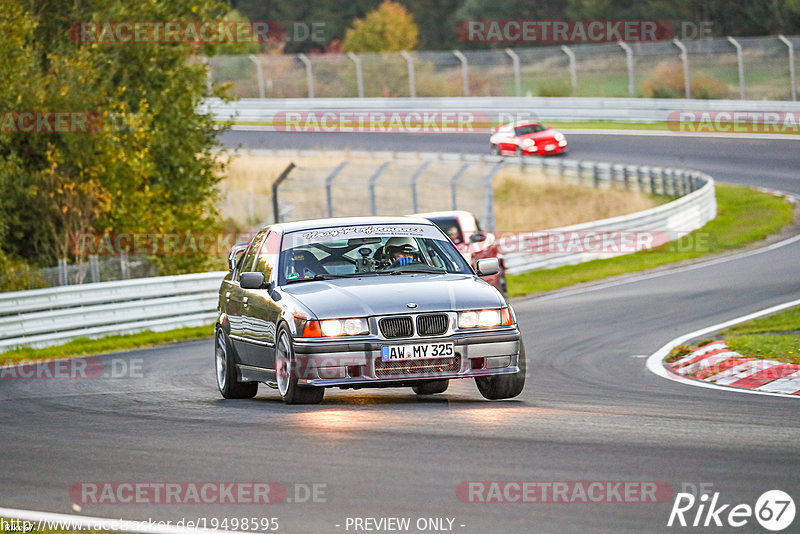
[215,329,258,399]
[491,144,500,155]
[275,325,325,405]
[475,341,526,400]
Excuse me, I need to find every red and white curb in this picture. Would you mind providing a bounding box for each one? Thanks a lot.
[646,297,800,398]
[670,340,800,396]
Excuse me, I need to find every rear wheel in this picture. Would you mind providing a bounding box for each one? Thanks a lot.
[475,341,526,400]
[275,325,325,405]
[215,328,258,399]
[412,380,449,395]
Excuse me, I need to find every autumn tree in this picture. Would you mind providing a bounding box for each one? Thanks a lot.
[344,1,419,53]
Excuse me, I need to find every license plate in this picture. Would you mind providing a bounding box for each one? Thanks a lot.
[381,342,455,361]
[545,144,556,151]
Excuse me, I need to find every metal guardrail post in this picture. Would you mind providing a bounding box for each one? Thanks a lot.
[592,163,600,187]
[483,162,505,233]
[452,50,469,96]
[778,35,797,101]
[505,48,522,97]
[272,162,296,223]
[248,54,265,99]
[324,162,349,217]
[410,161,431,213]
[347,52,364,98]
[297,54,314,98]
[618,41,635,97]
[449,163,469,209]
[369,162,391,215]
[120,252,130,280]
[649,167,657,194]
[400,51,416,98]
[673,39,691,98]
[561,45,578,96]
[727,37,746,100]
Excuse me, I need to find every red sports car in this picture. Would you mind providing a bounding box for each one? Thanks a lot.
[489,120,567,156]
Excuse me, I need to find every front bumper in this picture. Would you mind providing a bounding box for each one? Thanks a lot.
[292,329,521,388]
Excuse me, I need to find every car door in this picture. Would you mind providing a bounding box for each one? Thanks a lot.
[229,230,268,366]
[241,231,283,371]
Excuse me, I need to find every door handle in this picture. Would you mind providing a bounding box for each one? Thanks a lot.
[243,296,249,307]
[225,291,231,301]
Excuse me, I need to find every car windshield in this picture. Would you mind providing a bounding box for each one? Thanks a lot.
[279,223,471,284]
[514,124,546,135]
[426,217,463,244]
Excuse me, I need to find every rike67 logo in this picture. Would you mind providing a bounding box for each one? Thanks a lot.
[668,489,795,531]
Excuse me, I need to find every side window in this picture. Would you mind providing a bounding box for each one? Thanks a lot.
[254,231,281,282]
[237,230,268,281]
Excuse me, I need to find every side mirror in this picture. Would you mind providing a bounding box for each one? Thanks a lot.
[476,258,500,276]
[469,231,487,243]
[546,125,553,130]
[240,272,267,290]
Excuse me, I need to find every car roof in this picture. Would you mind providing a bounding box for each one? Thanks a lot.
[270,216,437,233]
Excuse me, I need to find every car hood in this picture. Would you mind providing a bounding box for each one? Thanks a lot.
[280,273,504,318]
[519,130,558,142]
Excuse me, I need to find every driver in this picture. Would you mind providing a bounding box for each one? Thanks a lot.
[385,244,414,267]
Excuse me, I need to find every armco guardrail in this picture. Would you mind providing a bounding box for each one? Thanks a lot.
[0,272,226,351]
[204,96,800,124]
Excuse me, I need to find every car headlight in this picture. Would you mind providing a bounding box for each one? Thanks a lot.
[522,138,536,147]
[458,308,514,328]
[554,132,565,141]
[319,318,369,337]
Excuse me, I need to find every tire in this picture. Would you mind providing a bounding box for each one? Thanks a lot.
[491,144,500,155]
[275,325,325,405]
[475,341,526,400]
[412,380,449,395]
[215,328,258,399]
[515,146,523,157]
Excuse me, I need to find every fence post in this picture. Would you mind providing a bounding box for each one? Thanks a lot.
[483,162,505,233]
[369,162,391,215]
[452,50,469,96]
[410,161,431,213]
[726,37,745,100]
[400,51,416,98]
[673,39,691,98]
[57,258,68,286]
[89,254,100,283]
[120,252,130,280]
[324,162,349,217]
[561,45,578,96]
[505,48,522,96]
[248,54,265,98]
[297,54,314,98]
[272,162,296,223]
[347,52,364,98]
[778,35,797,101]
[618,41,635,97]
[449,163,470,209]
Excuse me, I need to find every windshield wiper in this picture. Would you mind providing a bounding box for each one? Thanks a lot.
[381,268,447,275]
[285,273,351,284]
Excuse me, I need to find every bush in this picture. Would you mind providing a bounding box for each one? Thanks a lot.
[641,62,729,99]
[0,252,47,292]
[537,78,572,97]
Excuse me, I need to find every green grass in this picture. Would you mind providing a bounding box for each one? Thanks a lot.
[507,184,794,296]
[723,305,800,335]
[726,335,800,365]
[1,325,213,363]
